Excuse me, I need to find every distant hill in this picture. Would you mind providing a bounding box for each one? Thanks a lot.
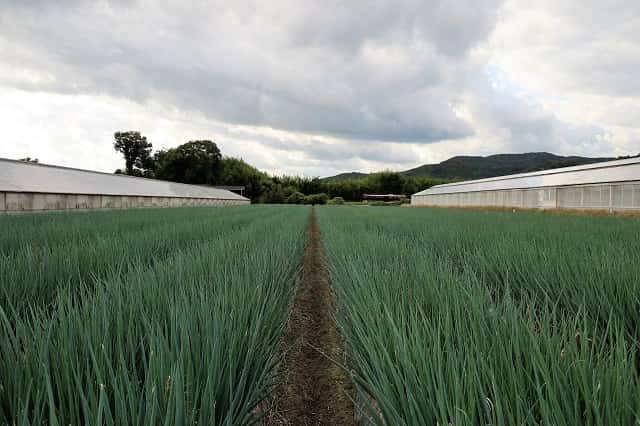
[323,171,368,181]
[324,152,621,181]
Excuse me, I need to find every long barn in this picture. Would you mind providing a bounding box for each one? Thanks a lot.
[0,158,250,212]
[411,157,640,211]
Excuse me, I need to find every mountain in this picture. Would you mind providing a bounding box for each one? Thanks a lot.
[322,172,368,181]
[323,152,620,181]
[402,152,618,180]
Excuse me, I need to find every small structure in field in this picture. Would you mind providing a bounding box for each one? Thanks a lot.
[208,185,246,197]
[363,194,406,202]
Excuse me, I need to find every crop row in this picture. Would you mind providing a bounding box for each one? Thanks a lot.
[318,206,640,425]
[0,205,310,425]
[0,206,275,310]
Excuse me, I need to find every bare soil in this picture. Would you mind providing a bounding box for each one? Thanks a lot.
[407,204,640,218]
[263,209,355,425]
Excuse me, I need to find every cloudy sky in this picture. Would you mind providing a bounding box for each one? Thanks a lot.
[0,0,638,177]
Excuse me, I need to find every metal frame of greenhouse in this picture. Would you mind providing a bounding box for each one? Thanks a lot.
[411,156,640,211]
[0,158,250,212]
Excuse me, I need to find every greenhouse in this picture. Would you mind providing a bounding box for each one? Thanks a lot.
[0,158,249,211]
[411,156,640,210]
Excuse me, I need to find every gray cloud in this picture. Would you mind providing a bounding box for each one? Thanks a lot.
[0,0,636,176]
[0,0,496,143]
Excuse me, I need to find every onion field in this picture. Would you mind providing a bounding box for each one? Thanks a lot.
[318,206,640,425]
[0,206,309,425]
[2,204,640,425]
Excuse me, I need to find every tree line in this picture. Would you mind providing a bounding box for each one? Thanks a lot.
[113,131,446,203]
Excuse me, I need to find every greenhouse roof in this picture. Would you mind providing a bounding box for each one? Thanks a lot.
[414,156,640,196]
[0,158,249,201]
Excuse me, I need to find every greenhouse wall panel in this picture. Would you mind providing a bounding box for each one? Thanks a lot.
[0,192,249,212]
[88,195,102,209]
[64,194,78,209]
[5,193,33,211]
[120,196,133,209]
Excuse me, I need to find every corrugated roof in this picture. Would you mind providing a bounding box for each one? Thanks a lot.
[0,158,249,201]
[413,157,640,196]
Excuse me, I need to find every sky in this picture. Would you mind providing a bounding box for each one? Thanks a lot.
[0,1,638,177]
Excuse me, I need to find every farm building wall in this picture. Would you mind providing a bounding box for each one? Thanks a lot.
[411,157,640,211]
[411,182,640,211]
[0,158,250,212]
[0,192,248,212]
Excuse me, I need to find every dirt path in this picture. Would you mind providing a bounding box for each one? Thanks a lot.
[266,208,355,425]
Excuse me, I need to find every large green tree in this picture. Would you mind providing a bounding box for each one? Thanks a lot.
[217,157,272,200]
[114,131,153,176]
[153,140,222,184]
[111,132,447,202]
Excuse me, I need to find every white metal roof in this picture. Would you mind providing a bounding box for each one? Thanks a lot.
[414,156,640,196]
[0,158,249,201]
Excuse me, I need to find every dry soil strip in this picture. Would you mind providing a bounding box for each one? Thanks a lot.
[409,204,640,218]
[266,208,355,425]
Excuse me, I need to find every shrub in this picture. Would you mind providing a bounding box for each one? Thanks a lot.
[328,196,345,205]
[286,191,306,204]
[304,193,329,205]
[368,200,402,206]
